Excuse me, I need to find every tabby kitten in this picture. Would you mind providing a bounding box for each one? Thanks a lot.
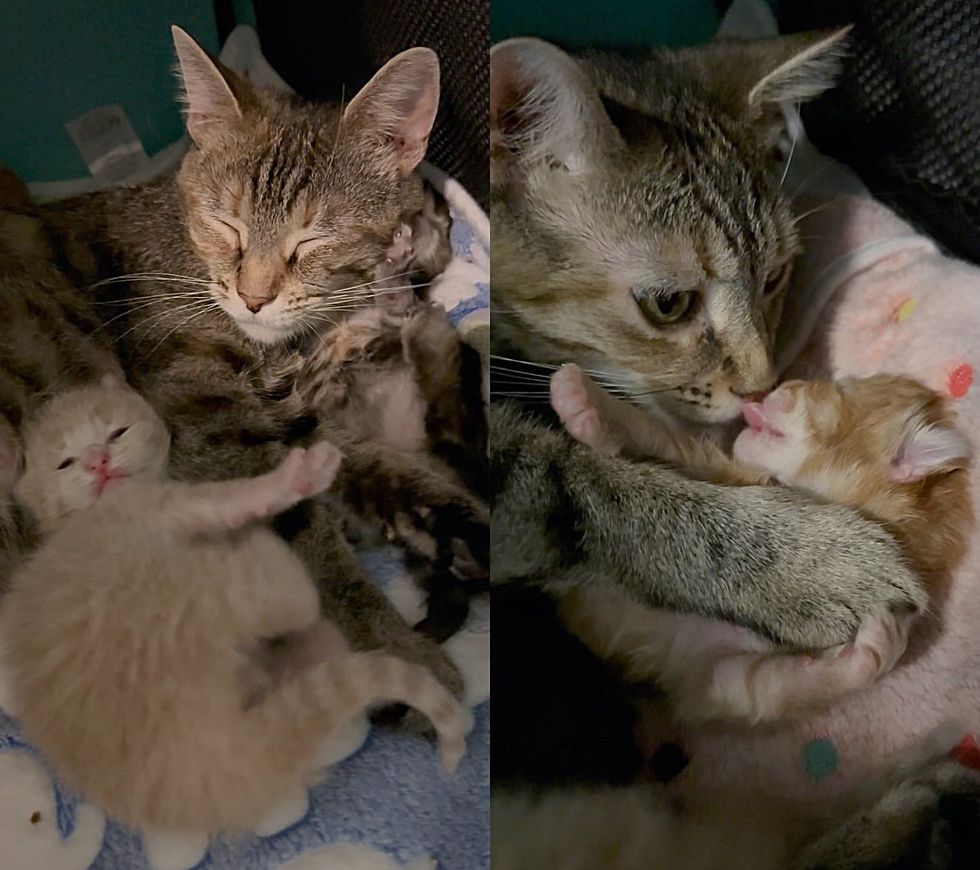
[291,301,488,641]
[33,28,488,696]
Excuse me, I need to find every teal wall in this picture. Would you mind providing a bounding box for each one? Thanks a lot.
[491,0,721,48]
[0,2,243,183]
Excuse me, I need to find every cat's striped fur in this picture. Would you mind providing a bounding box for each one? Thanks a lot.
[0,30,487,697]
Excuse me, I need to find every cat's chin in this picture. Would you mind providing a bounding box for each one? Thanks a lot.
[234,319,299,346]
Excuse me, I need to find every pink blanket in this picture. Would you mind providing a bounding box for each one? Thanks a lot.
[644,179,980,814]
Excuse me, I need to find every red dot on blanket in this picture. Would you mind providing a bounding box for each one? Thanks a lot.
[951,734,980,771]
[947,364,973,399]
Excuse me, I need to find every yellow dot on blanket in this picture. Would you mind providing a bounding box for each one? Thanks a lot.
[894,298,918,322]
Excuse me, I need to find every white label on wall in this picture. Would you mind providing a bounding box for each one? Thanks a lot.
[65,104,149,184]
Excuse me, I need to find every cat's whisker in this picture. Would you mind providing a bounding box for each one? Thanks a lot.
[489,355,561,371]
[778,106,800,190]
[94,291,215,305]
[142,305,223,356]
[94,296,211,332]
[89,273,214,290]
[489,366,554,383]
[301,270,420,297]
[114,300,218,346]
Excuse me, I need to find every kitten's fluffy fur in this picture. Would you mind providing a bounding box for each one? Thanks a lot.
[1,382,470,833]
[553,367,972,723]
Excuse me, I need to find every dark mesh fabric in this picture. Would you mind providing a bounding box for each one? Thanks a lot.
[777,0,980,263]
[253,0,489,208]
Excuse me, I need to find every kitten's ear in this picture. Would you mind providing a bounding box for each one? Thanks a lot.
[172,26,246,148]
[490,38,623,183]
[890,414,971,483]
[343,48,440,175]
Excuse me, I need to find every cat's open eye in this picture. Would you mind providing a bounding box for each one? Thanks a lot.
[634,289,697,326]
[108,427,129,442]
[56,458,74,470]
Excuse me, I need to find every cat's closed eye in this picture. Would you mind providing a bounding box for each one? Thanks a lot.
[288,237,329,266]
[763,263,792,297]
[634,289,697,326]
[108,427,129,442]
[56,458,74,470]
[214,217,247,252]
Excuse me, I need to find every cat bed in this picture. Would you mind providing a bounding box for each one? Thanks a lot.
[635,0,980,820]
[0,26,489,870]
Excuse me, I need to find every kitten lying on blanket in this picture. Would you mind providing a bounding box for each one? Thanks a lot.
[295,302,488,642]
[0,379,470,834]
[551,366,972,724]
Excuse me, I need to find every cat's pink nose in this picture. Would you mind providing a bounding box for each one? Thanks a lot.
[84,452,110,473]
[238,291,273,313]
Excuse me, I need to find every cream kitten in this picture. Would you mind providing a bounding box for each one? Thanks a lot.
[0,378,471,834]
[550,365,972,723]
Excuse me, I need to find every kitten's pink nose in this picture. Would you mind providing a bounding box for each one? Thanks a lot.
[84,452,110,473]
[238,291,273,314]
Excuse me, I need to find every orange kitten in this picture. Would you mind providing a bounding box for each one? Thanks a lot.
[1,378,470,834]
[551,366,972,723]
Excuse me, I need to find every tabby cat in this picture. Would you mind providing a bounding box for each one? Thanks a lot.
[488,30,960,865]
[13,28,488,695]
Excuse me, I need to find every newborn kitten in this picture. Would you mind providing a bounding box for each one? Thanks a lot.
[295,303,488,641]
[0,379,471,834]
[376,183,453,314]
[550,366,972,724]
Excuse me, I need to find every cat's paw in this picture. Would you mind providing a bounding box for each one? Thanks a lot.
[550,364,618,455]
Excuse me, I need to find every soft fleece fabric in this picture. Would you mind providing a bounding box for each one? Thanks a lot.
[640,0,980,819]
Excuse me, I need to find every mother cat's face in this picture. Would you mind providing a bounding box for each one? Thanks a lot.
[171,29,439,345]
[490,34,846,425]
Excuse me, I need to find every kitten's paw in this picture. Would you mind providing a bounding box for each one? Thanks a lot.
[825,608,912,685]
[299,441,344,496]
[273,443,343,501]
[550,364,617,454]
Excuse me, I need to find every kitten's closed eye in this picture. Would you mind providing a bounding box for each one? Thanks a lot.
[108,427,129,442]
[56,458,74,470]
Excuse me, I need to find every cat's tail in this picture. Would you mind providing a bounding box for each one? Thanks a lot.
[257,651,473,773]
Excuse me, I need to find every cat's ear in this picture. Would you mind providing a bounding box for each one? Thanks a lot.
[890,414,971,483]
[725,28,851,110]
[490,38,623,183]
[172,26,247,148]
[343,48,440,175]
